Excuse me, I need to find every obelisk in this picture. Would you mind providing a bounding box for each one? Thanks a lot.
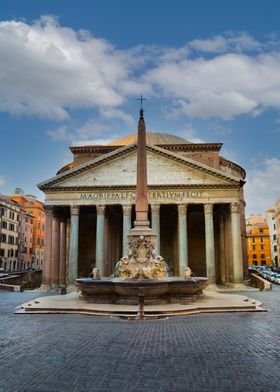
[115,102,169,280]
[130,106,153,235]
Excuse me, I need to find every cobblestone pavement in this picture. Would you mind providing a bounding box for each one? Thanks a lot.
[1,287,280,392]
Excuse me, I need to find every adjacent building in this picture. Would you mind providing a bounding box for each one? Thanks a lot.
[10,190,45,269]
[266,209,278,268]
[274,198,280,267]
[38,115,247,290]
[0,195,20,271]
[246,213,272,267]
[18,208,34,268]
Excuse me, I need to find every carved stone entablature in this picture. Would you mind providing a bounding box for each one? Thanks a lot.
[96,205,106,215]
[230,202,240,214]
[122,205,132,215]
[71,206,80,216]
[151,204,160,214]
[178,204,187,214]
[204,203,213,214]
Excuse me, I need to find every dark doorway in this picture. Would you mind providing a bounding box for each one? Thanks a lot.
[187,204,206,277]
[104,205,123,275]
[160,204,178,275]
[78,206,96,278]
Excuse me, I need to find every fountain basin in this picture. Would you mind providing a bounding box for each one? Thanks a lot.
[75,277,208,304]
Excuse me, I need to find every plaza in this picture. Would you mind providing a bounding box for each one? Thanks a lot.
[1,286,280,392]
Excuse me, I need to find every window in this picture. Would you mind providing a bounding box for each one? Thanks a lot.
[0,249,4,257]
[1,234,7,242]
[261,260,266,266]
[37,237,40,245]
[274,224,276,230]
[273,234,276,241]
[252,245,256,250]
[252,237,256,243]
[259,228,263,233]
[25,217,28,223]
[260,245,264,250]
[253,260,258,266]
[41,238,44,246]
[8,236,14,244]
[253,254,257,259]
[260,237,264,243]
[2,221,7,229]
[261,254,265,259]
[42,224,45,231]
[38,223,40,229]
[274,245,277,252]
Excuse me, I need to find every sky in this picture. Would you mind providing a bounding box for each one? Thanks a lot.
[0,0,280,216]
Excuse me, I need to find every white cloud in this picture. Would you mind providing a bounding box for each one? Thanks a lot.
[0,176,7,187]
[47,125,69,140]
[144,50,280,119]
[2,19,280,122]
[189,32,261,53]
[100,108,135,126]
[245,158,280,214]
[0,16,136,119]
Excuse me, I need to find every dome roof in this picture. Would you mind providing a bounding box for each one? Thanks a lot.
[108,132,190,146]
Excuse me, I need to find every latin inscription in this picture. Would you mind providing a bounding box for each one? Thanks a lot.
[80,190,204,201]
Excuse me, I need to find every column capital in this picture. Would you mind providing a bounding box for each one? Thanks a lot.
[151,204,160,214]
[96,205,106,215]
[45,205,54,216]
[122,205,132,215]
[70,205,80,216]
[230,202,240,214]
[204,203,213,214]
[178,204,187,214]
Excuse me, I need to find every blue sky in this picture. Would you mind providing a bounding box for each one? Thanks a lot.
[0,0,280,215]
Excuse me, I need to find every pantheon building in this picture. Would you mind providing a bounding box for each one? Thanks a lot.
[39,124,247,289]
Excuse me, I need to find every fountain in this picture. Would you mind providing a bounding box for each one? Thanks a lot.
[75,102,208,304]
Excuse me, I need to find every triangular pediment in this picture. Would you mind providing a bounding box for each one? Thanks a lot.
[38,143,240,190]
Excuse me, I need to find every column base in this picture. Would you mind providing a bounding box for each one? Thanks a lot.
[66,285,79,293]
[38,284,52,292]
[204,284,220,291]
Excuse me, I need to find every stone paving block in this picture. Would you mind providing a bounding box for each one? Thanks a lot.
[1,288,280,391]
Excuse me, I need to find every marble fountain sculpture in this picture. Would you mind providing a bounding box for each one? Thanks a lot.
[75,104,208,305]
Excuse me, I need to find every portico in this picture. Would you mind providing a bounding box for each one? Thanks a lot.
[39,132,247,289]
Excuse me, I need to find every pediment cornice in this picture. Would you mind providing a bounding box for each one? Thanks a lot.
[38,142,242,191]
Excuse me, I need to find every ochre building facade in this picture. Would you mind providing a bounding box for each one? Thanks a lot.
[39,132,247,289]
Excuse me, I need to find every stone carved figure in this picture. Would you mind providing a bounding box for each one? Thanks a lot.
[114,235,169,281]
[90,267,101,279]
[184,267,193,279]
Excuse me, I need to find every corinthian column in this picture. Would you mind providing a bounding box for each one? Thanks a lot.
[96,205,105,275]
[59,219,66,287]
[68,206,79,285]
[42,206,53,289]
[231,202,243,284]
[204,203,216,284]
[151,204,160,254]
[51,213,60,289]
[178,204,188,277]
[122,205,132,255]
